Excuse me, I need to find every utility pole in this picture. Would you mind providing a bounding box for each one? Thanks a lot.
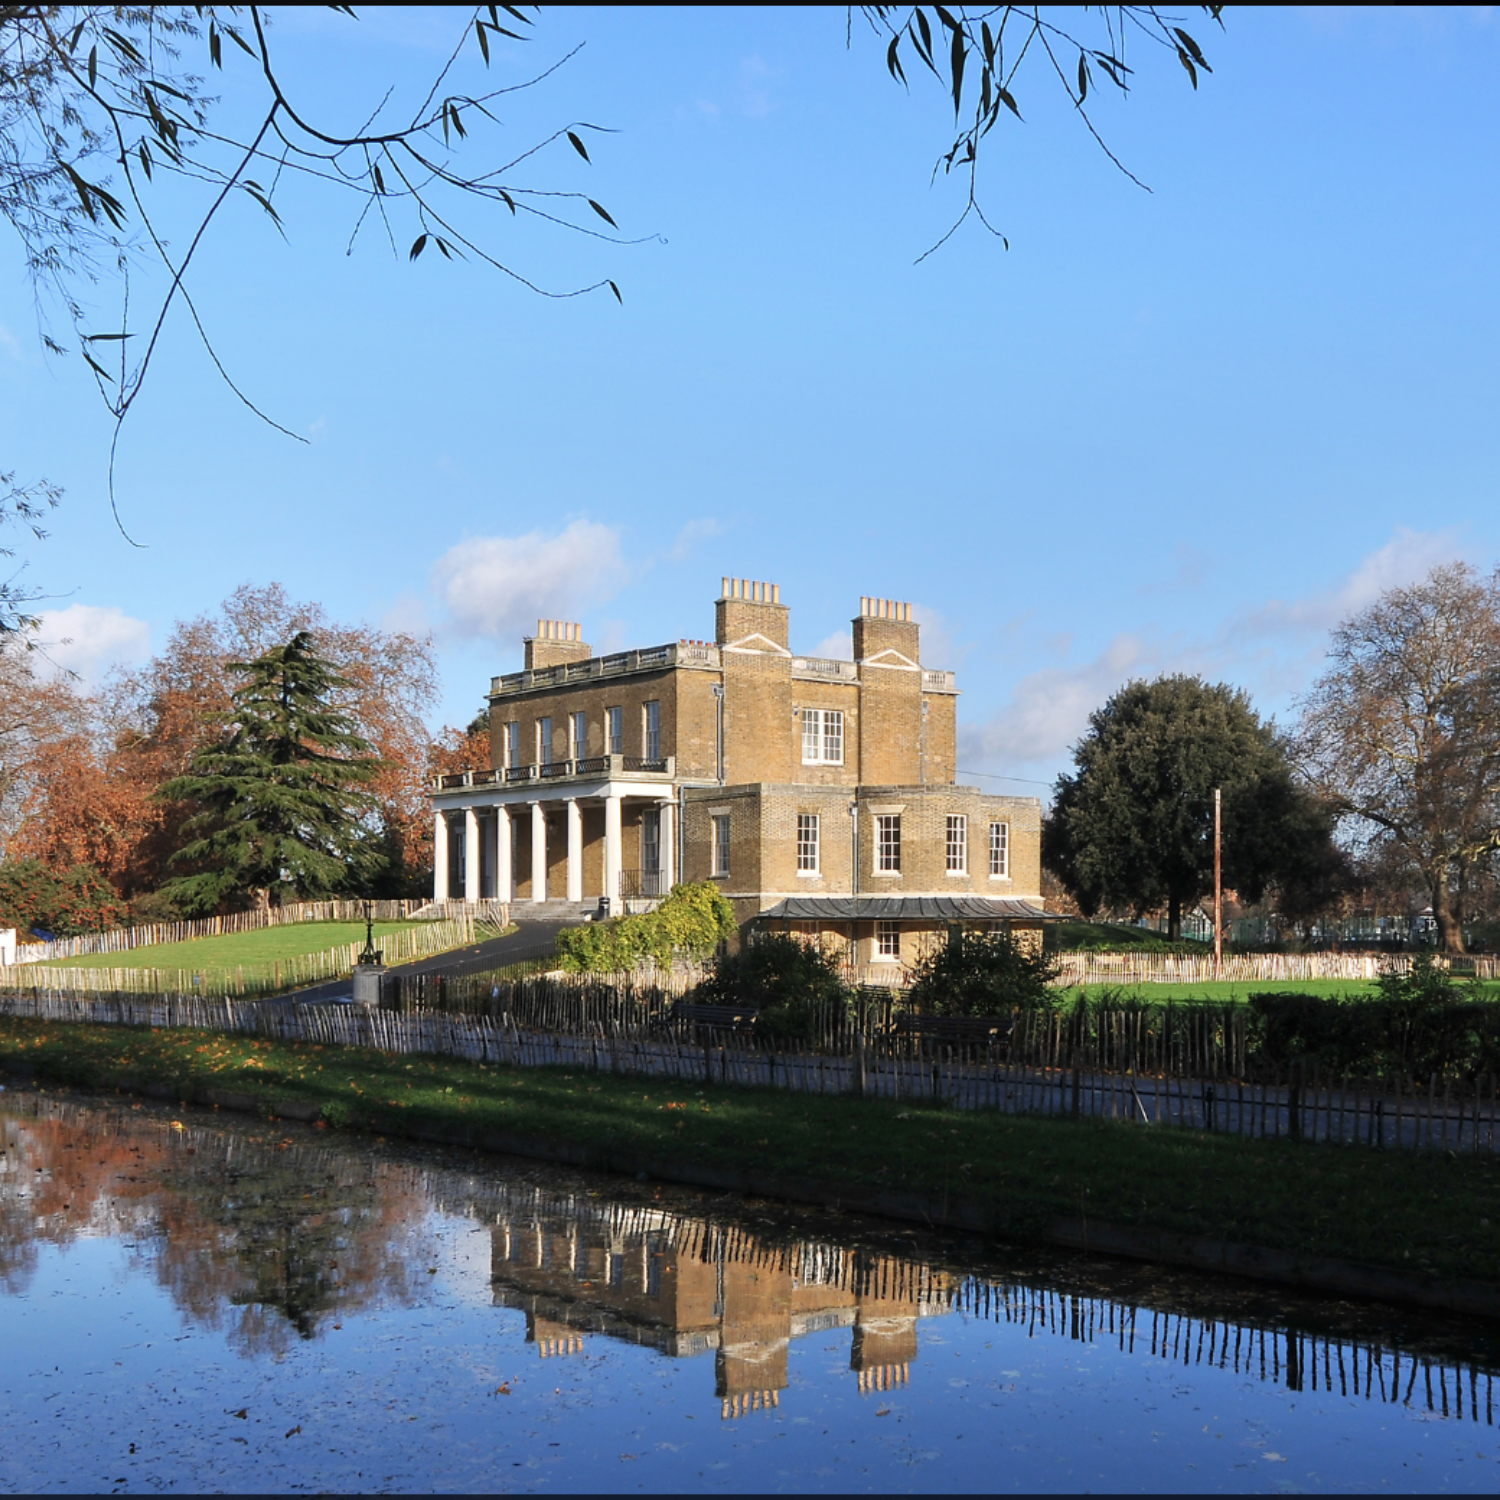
[1213,786,1223,977]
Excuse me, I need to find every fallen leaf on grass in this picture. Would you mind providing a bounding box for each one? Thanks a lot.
[284,1425,301,1439]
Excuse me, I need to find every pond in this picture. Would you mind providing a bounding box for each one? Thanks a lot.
[1,1084,1498,1494]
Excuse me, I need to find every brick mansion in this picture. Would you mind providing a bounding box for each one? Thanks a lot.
[429,579,1047,968]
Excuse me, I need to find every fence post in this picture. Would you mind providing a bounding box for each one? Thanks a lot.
[1070,1050,1081,1119]
[1289,1062,1302,1142]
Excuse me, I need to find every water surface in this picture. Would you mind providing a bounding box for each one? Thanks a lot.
[1,1085,1498,1493]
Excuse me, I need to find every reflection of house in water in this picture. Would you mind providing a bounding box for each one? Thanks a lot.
[489,1212,951,1417]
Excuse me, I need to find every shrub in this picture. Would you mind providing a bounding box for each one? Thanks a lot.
[695,932,851,1045]
[1248,957,1500,1079]
[0,860,127,939]
[554,881,736,973]
[907,929,1060,1016]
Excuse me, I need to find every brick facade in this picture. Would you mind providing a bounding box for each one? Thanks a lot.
[430,581,1044,951]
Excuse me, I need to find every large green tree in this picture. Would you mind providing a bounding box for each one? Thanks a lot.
[158,630,382,912]
[1043,675,1339,940]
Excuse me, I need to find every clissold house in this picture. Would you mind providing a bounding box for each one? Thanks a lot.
[429,579,1048,969]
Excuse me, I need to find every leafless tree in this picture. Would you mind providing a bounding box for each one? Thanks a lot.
[1297,563,1500,953]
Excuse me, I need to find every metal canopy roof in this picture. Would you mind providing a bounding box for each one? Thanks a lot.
[759,896,1056,922]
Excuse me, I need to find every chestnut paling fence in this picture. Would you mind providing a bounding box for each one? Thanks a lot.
[0,915,477,999]
[10,898,439,965]
[2,975,1499,1155]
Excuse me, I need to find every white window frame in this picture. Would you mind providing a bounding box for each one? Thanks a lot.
[800,708,845,766]
[989,821,1009,879]
[796,813,820,875]
[875,814,901,874]
[946,814,968,875]
[537,716,553,767]
[874,920,901,961]
[606,706,623,756]
[570,710,587,760]
[505,721,521,769]
[643,700,661,760]
[642,807,661,874]
[711,815,731,877]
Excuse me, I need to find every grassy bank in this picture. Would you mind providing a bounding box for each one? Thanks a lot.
[1,1013,1497,1287]
[37,920,422,980]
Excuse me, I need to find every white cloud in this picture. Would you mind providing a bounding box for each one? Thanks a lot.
[809,629,852,661]
[35,604,150,684]
[666,517,723,562]
[0,324,21,361]
[1230,527,1465,641]
[957,632,1163,778]
[431,521,628,642]
[955,529,1470,787]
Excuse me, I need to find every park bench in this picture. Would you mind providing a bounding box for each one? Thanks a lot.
[892,1013,1013,1051]
[663,1001,761,1036]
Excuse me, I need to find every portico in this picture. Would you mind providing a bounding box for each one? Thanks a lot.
[430,757,681,909]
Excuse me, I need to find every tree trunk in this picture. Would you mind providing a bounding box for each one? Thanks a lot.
[1430,864,1466,954]
[1167,893,1182,942]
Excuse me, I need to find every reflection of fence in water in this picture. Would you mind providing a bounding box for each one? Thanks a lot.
[954,1279,1496,1422]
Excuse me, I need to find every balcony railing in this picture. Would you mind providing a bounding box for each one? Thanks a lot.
[490,641,721,698]
[432,755,676,793]
[620,868,669,899]
[792,655,859,681]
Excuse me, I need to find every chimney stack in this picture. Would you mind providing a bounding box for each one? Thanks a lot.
[524,619,591,670]
[715,577,789,650]
[852,596,920,664]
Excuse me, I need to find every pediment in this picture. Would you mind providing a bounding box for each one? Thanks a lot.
[724,632,792,657]
[859,647,920,670]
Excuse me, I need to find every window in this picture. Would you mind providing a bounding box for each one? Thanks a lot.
[537,716,553,766]
[642,808,660,874]
[570,711,587,759]
[643,700,661,760]
[946,814,967,874]
[876,814,901,873]
[801,708,844,765]
[711,815,731,877]
[875,921,901,960]
[989,821,1009,878]
[796,813,820,874]
[606,706,623,756]
[504,721,520,769]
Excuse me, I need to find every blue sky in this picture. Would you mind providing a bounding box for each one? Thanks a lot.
[2,6,1497,792]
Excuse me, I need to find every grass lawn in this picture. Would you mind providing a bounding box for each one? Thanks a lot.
[1062,977,1500,1005]
[35,921,422,981]
[2,1013,1498,1286]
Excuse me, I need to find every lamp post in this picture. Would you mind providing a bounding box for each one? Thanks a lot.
[353,898,387,1007]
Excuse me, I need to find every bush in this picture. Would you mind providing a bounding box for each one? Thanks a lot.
[554,882,736,973]
[0,860,127,939]
[695,932,851,1045]
[1248,956,1500,1079]
[907,930,1060,1016]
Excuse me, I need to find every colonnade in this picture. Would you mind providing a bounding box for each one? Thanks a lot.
[433,793,674,906]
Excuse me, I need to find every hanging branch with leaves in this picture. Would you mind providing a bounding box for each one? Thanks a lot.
[857,5,1223,257]
[0,4,631,442]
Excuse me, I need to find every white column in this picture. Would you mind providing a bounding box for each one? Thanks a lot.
[463,807,480,903]
[531,801,548,903]
[495,805,513,904]
[566,798,584,903]
[658,799,675,891]
[604,792,623,907]
[433,811,450,902]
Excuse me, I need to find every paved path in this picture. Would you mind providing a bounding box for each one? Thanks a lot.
[283,919,570,1006]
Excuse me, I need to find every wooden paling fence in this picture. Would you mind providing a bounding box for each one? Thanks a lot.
[0,915,476,999]
[13,897,436,965]
[1049,950,1500,986]
[2,983,1498,1155]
